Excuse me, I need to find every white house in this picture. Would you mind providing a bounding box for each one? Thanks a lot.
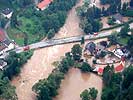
[2,8,13,19]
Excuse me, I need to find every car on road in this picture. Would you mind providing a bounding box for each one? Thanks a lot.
[23,46,30,51]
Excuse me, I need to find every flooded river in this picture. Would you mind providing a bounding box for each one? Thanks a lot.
[54,68,102,100]
[12,39,105,100]
[11,0,104,100]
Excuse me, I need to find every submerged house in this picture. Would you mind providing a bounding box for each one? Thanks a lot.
[85,42,96,55]
[37,0,53,10]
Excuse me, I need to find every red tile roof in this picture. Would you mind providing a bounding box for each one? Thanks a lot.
[0,29,5,42]
[115,63,124,72]
[98,68,103,75]
[37,0,52,10]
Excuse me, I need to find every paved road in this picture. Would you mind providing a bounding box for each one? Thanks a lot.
[14,23,133,53]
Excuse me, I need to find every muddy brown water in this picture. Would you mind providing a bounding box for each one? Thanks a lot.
[11,39,106,100]
[11,0,109,100]
[54,68,102,100]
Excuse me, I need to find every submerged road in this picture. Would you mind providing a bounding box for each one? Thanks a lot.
[15,23,133,53]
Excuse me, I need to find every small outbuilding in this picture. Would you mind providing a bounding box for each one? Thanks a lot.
[2,8,13,19]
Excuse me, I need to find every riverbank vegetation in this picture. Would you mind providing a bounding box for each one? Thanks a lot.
[0,51,32,100]
[101,65,133,100]
[7,0,78,45]
[80,87,98,100]
[32,44,93,100]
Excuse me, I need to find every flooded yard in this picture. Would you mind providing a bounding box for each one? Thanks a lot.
[54,68,102,100]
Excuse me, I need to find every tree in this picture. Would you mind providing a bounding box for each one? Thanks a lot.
[120,23,130,37]
[47,29,55,39]
[0,77,18,100]
[11,11,18,28]
[71,44,82,61]
[103,65,114,86]
[91,19,103,32]
[80,89,90,100]
[80,87,98,100]
[126,83,133,100]
[122,2,128,12]
[130,0,133,7]
[80,62,92,72]
[24,32,28,46]
[108,33,118,45]
[89,88,98,100]
[80,18,93,34]
[127,36,133,56]
[81,37,85,44]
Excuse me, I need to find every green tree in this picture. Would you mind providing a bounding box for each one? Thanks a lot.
[103,65,114,86]
[47,29,55,39]
[71,44,82,61]
[89,87,98,100]
[80,62,91,72]
[80,89,90,100]
[120,23,130,37]
[81,37,85,44]
[130,0,133,7]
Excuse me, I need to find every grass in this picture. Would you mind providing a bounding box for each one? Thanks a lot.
[7,28,24,45]
[7,17,42,46]
[117,36,130,46]
[100,18,133,32]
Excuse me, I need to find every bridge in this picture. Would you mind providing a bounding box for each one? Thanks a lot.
[14,23,133,53]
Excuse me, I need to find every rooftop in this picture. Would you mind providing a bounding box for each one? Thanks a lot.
[2,8,12,15]
[0,29,6,42]
[37,0,53,10]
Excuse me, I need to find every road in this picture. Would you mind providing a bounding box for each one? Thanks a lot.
[14,22,133,53]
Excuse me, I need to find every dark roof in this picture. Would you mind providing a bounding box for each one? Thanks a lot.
[112,13,123,22]
[0,60,4,66]
[2,8,12,15]
[85,42,96,53]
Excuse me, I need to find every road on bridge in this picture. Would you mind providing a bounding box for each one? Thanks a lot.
[14,23,133,53]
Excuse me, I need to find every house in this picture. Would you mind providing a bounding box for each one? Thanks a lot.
[112,13,123,23]
[85,42,96,54]
[0,29,14,55]
[2,8,13,19]
[115,61,125,72]
[0,59,7,70]
[0,29,6,42]
[37,0,53,10]
[93,67,104,75]
[113,48,129,59]
[113,49,124,58]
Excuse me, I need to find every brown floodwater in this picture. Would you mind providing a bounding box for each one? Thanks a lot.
[11,43,78,100]
[54,68,102,100]
[11,0,107,100]
[54,0,84,39]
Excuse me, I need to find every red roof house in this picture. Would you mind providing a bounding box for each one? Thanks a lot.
[97,67,104,75]
[115,63,124,72]
[37,0,53,10]
[0,29,6,42]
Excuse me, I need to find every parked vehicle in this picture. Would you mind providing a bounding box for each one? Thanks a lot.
[23,46,30,51]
